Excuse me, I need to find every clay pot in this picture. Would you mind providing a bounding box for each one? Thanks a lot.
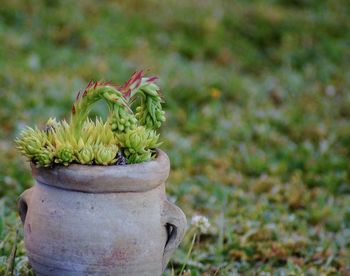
[17,150,186,276]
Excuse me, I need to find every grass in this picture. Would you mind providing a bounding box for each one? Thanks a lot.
[1,0,350,274]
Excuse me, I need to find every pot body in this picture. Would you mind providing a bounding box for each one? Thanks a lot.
[18,150,186,276]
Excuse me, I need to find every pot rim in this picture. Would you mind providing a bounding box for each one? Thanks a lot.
[31,149,170,193]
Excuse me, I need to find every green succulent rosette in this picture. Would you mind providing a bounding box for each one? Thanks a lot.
[117,126,160,164]
[15,127,48,158]
[35,148,54,167]
[94,144,118,165]
[76,145,94,165]
[55,145,75,166]
[15,127,55,167]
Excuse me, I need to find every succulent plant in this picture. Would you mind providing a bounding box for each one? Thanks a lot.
[81,119,117,146]
[117,126,160,163]
[15,71,165,167]
[94,144,118,165]
[35,148,54,167]
[55,145,75,166]
[15,127,54,167]
[76,145,94,165]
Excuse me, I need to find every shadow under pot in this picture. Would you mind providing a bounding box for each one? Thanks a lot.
[17,150,186,276]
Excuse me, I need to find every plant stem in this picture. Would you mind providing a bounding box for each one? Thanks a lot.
[179,233,196,275]
[5,228,18,276]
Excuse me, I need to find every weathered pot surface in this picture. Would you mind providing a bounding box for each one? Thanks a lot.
[17,150,187,276]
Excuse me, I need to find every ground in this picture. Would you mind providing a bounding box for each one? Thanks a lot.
[0,0,350,275]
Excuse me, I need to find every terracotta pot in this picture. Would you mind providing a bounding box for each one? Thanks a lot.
[17,150,186,276]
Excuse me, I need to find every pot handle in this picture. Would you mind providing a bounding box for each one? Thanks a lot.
[162,199,187,271]
[17,188,34,224]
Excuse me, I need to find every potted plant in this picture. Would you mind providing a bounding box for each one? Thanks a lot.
[15,71,187,275]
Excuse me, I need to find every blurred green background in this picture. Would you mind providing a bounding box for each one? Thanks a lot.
[1,0,350,274]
